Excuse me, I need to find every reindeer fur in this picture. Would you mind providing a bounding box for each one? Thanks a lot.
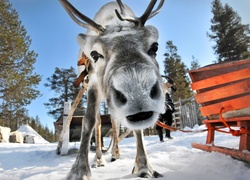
[59,1,165,179]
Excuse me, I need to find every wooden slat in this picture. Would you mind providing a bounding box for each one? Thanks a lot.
[192,143,250,162]
[202,116,250,124]
[195,79,250,103]
[189,59,250,74]
[191,67,250,90]
[200,94,250,116]
[189,59,250,82]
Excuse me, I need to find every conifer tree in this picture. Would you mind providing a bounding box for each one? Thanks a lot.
[30,117,37,131]
[208,0,250,62]
[190,56,201,70]
[0,0,41,130]
[163,41,193,102]
[44,67,85,120]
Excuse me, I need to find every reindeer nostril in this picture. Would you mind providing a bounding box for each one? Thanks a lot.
[150,82,159,99]
[126,111,153,122]
[114,88,127,105]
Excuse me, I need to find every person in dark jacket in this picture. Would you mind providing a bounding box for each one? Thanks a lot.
[156,76,176,142]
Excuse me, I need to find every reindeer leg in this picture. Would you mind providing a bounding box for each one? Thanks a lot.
[111,118,120,162]
[92,113,107,167]
[66,89,99,180]
[132,130,163,178]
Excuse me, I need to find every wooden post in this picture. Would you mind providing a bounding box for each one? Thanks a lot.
[179,98,183,129]
[61,102,71,155]
[238,121,250,151]
[206,124,215,144]
[56,83,87,155]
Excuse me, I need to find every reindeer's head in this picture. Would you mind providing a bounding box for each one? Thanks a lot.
[60,0,165,130]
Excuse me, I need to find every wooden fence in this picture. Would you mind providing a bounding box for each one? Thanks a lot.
[143,96,202,135]
[172,97,201,129]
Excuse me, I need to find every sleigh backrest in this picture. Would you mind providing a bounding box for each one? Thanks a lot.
[189,59,250,118]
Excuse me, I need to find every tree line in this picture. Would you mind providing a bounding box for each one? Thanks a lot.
[29,115,56,142]
[0,0,249,141]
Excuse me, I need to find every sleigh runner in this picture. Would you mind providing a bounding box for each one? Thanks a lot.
[189,58,250,162]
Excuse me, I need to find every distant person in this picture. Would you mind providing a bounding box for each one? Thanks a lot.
[156,76,176,142]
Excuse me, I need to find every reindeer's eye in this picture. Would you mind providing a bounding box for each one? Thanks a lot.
[147,42,158,56]
[90,51,103,63]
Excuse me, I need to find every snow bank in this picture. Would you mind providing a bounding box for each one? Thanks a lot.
[0,126,11,143]
[17,125,49,144]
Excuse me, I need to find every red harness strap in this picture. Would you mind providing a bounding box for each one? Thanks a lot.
[78,53,90,68]
[218,108,250,136]
[74,52,90,88]
[155,120,207,133]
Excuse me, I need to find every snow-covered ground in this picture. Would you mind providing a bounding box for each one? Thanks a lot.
[0,125,250,180]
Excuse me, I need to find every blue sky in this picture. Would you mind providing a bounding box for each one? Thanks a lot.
[9,0,250,130]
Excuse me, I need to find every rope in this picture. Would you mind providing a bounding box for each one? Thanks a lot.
[155,120,207,133]
[218,108,250,136]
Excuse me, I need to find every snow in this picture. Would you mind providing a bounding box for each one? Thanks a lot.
[17,125,49,144]
[0,126,11,143]
[1,125,250,180]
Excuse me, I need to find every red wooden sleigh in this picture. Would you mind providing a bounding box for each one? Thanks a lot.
[189,59,250,162]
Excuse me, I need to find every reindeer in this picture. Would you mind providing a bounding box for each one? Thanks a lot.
[59,0,165,179]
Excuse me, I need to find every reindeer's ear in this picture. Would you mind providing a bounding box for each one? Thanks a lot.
[145,25,159,40]
[77,33,95,52]
[77,33,88,48]
[77,33,87,41]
